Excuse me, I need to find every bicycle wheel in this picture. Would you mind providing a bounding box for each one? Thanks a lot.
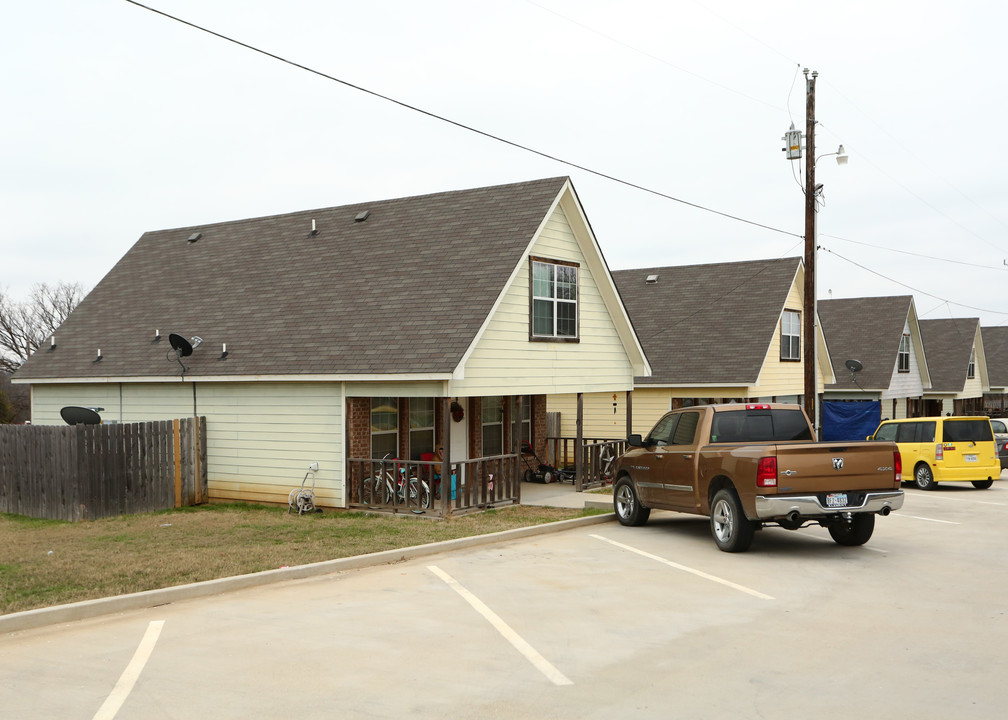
[408,478,431,511]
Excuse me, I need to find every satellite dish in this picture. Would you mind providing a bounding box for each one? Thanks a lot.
[845,359,863,374]
[169,333,193,357]
[60,406,102,426]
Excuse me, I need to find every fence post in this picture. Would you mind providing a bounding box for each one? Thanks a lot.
[173,418,182,508]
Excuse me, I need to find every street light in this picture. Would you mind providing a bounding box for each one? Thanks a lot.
[782,69,846,435]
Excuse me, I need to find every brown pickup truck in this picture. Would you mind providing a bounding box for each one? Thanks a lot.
[612,403,903,552]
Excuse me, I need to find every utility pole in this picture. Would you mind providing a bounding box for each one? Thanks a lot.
[803,69,818,433]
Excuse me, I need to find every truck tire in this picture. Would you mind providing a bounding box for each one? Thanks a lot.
[828,513,875,546]
[971,480,994,489]
[614,477,650,526]
[914,464,936,490]
[710,488,755,552]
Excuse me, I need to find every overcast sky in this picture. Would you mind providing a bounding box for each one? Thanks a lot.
[3,0,1007,328]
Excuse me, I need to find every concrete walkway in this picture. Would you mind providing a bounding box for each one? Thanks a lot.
[520,480,613,510]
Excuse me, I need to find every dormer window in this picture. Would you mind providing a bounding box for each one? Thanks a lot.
[530,257,579,341]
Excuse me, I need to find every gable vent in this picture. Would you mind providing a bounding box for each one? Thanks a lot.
[354,210,371,223]
[645,274,659,284]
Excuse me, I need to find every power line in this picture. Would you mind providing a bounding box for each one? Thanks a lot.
[123,0,801,240]
[820,245,1008,317]
[820,233,1008,272]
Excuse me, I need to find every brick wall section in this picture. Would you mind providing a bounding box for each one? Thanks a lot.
[468,397,482,458]
[532,394,547,458]
[347,397,370,459]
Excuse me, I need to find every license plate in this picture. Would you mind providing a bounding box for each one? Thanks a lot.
[964,454,977,463]
[826,492,848,508]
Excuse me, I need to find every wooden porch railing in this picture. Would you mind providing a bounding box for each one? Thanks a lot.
[545,436,626,490]
[346,454,519,516]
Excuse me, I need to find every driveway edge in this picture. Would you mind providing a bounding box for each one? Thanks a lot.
[1,512,614,634]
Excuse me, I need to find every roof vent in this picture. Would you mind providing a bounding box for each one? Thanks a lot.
[187,232,202,243]
[645,274,659,284]
[309,219,319,237]
[354,210,371,223]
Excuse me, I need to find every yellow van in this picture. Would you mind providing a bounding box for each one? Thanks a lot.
[868,416,1000,490]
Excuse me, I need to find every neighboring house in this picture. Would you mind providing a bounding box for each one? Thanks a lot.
[548,256,834,438]
[818,295,931,425]
[918,318,988,416]
[981,325,1008,415]
[13,177,649,508]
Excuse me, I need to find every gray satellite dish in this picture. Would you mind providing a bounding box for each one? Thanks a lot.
[60,406,102,425]
[844,359,863,382]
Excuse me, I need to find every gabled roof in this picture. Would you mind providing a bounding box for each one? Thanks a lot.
[982,326,1008,390]
[17,177,575,380]
[818,295,924,391]
[612,257,801,386]
[918,317,981,393]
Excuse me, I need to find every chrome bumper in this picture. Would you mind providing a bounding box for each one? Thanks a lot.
[754,490,904,519]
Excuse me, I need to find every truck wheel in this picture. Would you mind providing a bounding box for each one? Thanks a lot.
[828,514,875,546]
[614,477,650,526]
[915,464,936,490]
[971,480,994,489]
[710,488,755,552]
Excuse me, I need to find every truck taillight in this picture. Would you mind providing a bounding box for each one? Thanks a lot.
[756,457,777,487]
[935,443,943,461]
[894,449,902,483]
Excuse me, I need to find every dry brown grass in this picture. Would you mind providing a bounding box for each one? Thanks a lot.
[0,504,597,615]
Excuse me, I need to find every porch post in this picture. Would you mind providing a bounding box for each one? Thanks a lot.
[440,397,451,517]
[625,390,633,440]
[513,396,522,504]
[575,392,584,492]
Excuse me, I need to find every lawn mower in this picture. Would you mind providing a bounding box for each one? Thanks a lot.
[520,440,561,483]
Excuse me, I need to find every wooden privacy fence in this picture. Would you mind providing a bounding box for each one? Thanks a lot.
[0,417,207,521]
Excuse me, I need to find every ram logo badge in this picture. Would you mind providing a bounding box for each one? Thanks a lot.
[832,457,844,470]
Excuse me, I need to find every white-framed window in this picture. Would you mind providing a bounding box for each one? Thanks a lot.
[371,397,398,459]
[898,334,911,373]
[780,310,800,361]
[531,258,578,340]
[482,396,504,457]
[968,348,976,379]
[408,397,435,460]
[520,396,532,445]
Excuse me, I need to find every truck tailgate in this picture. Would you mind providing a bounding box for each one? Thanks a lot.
[771,442,898,493]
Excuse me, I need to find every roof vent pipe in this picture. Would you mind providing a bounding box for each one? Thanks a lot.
[310,219,319,236]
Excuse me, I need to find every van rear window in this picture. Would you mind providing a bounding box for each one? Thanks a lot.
[709,409,813,443]
[942,420,993,442]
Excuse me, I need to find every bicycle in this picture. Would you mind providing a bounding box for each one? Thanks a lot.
[363,455,431,513]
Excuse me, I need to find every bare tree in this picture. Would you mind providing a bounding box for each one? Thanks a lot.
[0,282,87,373]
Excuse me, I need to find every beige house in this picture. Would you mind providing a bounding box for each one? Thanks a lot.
[918,318,989,416]
[981,326,1008,415]
[818,295,931,421]
[14,177,649,509]
[548,257,833,439]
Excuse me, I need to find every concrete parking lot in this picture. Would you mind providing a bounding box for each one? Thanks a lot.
[2,484,1007,719]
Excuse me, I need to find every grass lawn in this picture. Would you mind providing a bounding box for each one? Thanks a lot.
[0,503,600,615]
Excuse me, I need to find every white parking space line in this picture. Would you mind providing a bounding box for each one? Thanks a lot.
[899,515,960,525]
[909,493,1005,507]
[427,565,573,687]
[590,535,774,600]
[92,620,165,720]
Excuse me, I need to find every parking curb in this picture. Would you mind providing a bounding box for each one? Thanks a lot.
[1,512,614,635]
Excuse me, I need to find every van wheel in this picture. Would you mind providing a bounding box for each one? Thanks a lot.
[828,514,875,546]
[710,488,755,552]
[972,479,994,489]
[614,477,650,526]
[915,464,936,490]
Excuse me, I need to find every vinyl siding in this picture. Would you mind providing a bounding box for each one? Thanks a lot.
[29,381,345,508]
[547,392,630,440]
[882,320,924,402]
[753,280,805,396]
[452,204,634,396]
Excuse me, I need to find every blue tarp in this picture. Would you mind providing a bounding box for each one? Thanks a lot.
[822,400,882,441]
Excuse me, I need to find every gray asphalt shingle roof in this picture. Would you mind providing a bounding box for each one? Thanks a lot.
[918,317,980,393]
[982,326,1008,389]
[17,177,570,380]
[818,295,914,391]
[612,257,801,386]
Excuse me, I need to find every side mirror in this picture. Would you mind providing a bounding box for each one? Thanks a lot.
[627,433,644,447]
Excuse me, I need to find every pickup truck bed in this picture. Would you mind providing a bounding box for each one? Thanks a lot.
[613,403,903,551]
